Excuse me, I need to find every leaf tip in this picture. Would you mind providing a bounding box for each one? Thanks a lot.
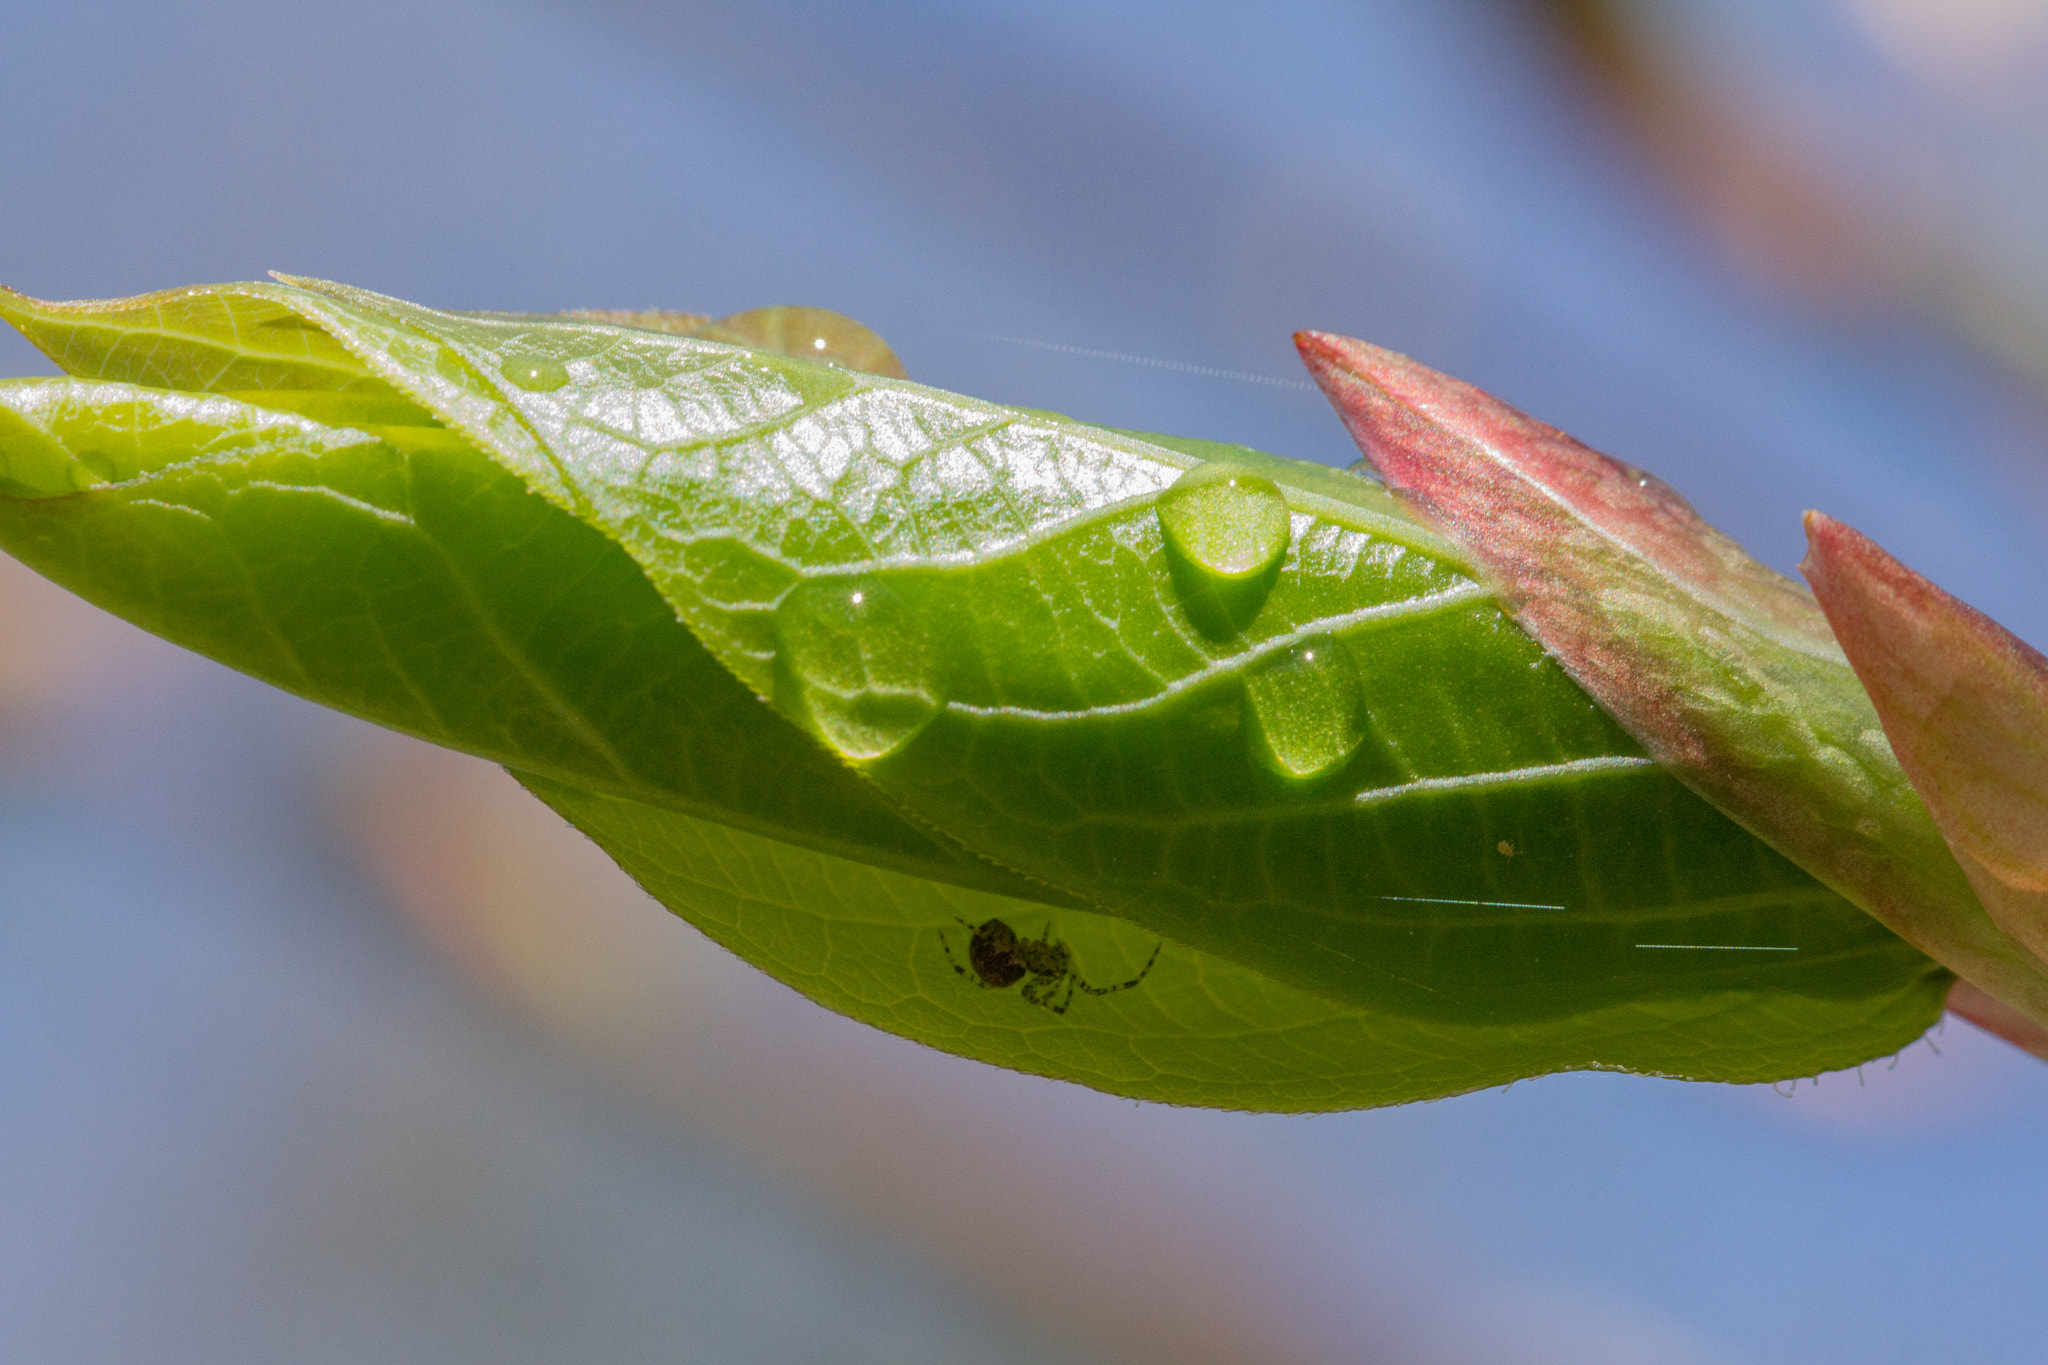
[0,282,35,332]
[1799,509,1894,610]
[1290,328,1360,375]
[1802,510,2048,968]
[1290,330,1422,444]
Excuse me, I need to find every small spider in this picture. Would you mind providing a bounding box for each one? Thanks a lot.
[941,917,1160,1015]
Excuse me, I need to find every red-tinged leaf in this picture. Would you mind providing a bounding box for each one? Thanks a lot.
[1801,511,2048,965]
[1946,979,2048,1063]
[1295,330,2048,1028]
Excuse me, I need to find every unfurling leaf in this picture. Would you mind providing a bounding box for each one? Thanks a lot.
[0,282,1953,1109]
[1295,329,2048,1033]
[1801,512,2048,973]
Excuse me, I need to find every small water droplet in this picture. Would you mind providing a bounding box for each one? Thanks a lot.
[773,576,940,760]
[1156,462,1292,581]
[1618,461,1693,512]
[500,353,570,392]
[691,306,908,378]
[1242,636,1364,780]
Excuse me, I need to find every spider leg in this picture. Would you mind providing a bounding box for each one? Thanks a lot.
[1073,939,1163,995]
[939,928,972,982]
[1049,974,1077,1016]
[1022,970,1076,1014]
[1022,972,1062,1014]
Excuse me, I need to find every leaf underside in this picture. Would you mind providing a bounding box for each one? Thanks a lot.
[0,281,1947,1108]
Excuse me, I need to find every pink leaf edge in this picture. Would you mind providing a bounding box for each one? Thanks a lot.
[1947,980,2048,1063]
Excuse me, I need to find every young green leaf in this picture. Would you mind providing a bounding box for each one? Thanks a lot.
[522,771,1948,1107]
[0,281,410,398]
[0,280,1955,1106]
[0,375,1027,895]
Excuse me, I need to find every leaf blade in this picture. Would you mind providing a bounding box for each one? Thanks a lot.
[524,771,1951,1109]
[0,281,408,397]
[239,282,1940,1033]
[0,282,1959,1100]
[0,375,1050,901]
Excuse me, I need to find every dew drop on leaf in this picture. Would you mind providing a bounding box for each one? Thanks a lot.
[1156,462,1291,581]
[690,306,908,379]
[1242,636,1365,779]
[1618,460,1695,514]
[499,353,570,393]
[773,576,941,760]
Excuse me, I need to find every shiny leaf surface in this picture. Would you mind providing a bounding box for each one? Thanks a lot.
[0,281,1952,1106]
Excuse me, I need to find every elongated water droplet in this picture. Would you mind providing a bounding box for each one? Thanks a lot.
[1243,636,1365,779]
[773,576,940,760]
[499,353,570,392]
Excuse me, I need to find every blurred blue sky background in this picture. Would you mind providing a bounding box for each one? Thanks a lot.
[4,2,2048,1362]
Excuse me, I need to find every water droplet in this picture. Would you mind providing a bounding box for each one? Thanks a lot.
[773,576,940,760]
[690,306,908,378]
[1156,462,1291,581]
[500,353,570,392]
[1242,636,1365,780]
[1618,461,1693,513]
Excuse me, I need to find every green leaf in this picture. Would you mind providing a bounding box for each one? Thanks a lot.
[0,279,1952,1107]
[0,375,1023,895]
[521,773,1948,1107]
[0,281,413,398]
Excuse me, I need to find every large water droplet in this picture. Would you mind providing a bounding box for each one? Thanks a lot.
[1156,463,1292,638]
[1156,462,1292,581]
[1243,636,1365,780]
[499,353,570,392]
[773,576,940,760]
